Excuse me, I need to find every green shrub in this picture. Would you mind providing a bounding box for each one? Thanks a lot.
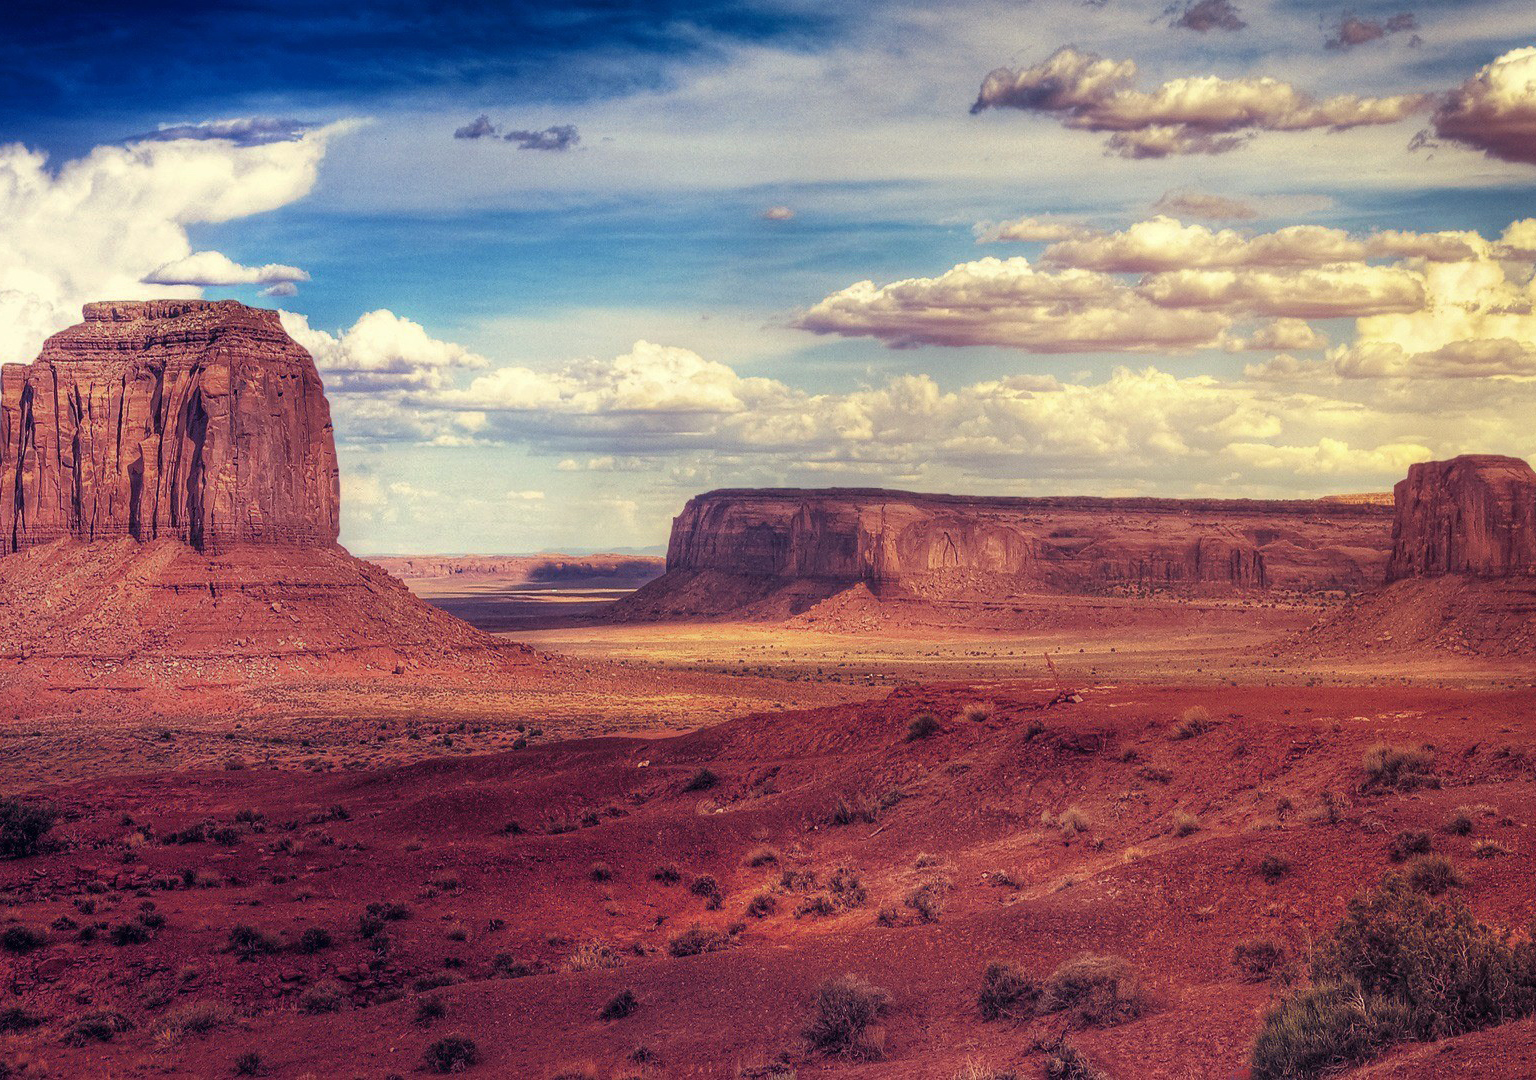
[1040,954,1148,1028]
[0,798,57,858]
[977,961,1039,1021]
[423,1034,479,1073]
[803,975,889,1059]
[599,988,638,1020]
[1361,744,1436,792]
[1251,980,1410,1079]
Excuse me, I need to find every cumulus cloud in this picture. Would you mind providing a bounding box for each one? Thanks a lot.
[761,205,796,221]
[454,116,580,150]
[143,250,309,287]
[127,117,317,146]
[0,123,347,364]
[795,257,1231,351]
[1169,0,1246,33]
[281,309,491,393]
[976,216,1086,243]
[1152,191,1259,221]
[1140,265,1424,318]
[970,47,1432,157]
[1325,13,1418,50]
[1433,46,1536,166]
[261,282,299,298]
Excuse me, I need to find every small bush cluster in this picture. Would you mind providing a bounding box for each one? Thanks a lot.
[1387,830,1432,863]
[976,961,1039,1021]
[1232,938,1289,982]
[1255,854,1293,883]
[1042,1041,1109,1080]
[599,988,638,1020]
[667,924,732,958]
[1169,706,1213,740]
[906,712,941,741]
[684,768,719,792]
[1172,810,1202,837]
[1361,744,1437,793]
[904,876,952,924]
[1405,854,1462,896]
[1040,954,1148,1028]
[0,797,57,858]
[423,1034,479,1073]
[803,975,889,1060]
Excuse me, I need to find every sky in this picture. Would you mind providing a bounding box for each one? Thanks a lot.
[4,0,1536,554]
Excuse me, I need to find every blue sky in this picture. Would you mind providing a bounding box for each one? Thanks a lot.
[4,0,1536,552]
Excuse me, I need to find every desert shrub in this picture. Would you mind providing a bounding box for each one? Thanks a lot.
[652,864,682,885]
[906,712,941,741]
[599,988,638,1020]
[1361,744,1436,793]
[234,1051,264,1076]
[1050,806,1090,839]
[365,900,411,922]
[795,894,836,918]
[828,866,866,909]
[1444,808,1475,836]
[803,975,890,1059]
[690,875,723,903]
[1251,873,1536,1078]
[228,924,281,959]
[684,768,720,792]
[565,942,623,971]
[109,918,156,946]
[1040,954,1148,1028]
[904,877,952,924]
[875,904,900,926]
[423,1034,479,1073]
[961,702,994,723]
[746,891,778,918]
[1232,939,1289,982]
[151,1001,232,1039]
[989,869,1023,890]
[744,846,779,867]
[589,862,612,883]
[1473,839,1512,858]
[415,997,446,1025]
[1169,706,1212,740]
[1,925,45,954]
[1043,1041,1108,1080]
[668,924,730,957]
[1387,830,1432,863]
[1405,854,1462,895]
[0,1006,41,1033]
[913,852,941,869]
[63,1009,133,1046]
[295,927,333,954]
[0,798,57,858]
[299,980,346,1015]
[954,1061,1019,1080]
[977,961,1039,1021]
[491,953,537,978]
[1255,854,1293,883]
[1172,810,1201,837]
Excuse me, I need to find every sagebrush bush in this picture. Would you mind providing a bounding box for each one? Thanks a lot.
[1255,854,1293,883]
[977,961,1039,1021]
[667,924,730,957]
[906,712,941,741]
[1387,829,1432,863]
[228,924,281,959]
[1232,938,1289,982]
[423,1034,479,1073]
[1169,706,1212,740]
[1405,854,1462,896]
[1,925,45,954]
[299,981,346,1015]
[684,768,719,792]
[599,988,638,1020]
[1040,954,1148,1028]
[1361,744,1436,792]
[904,876,951,924]
[803,975,889,1059]
[1043,1040,1108,1080]
[0,797,57,858]
[1172,810,1201,837]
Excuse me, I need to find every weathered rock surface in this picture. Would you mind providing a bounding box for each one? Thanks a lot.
[1,300,339,553]
[1387,455,1536,580]
[616,488,1397,619]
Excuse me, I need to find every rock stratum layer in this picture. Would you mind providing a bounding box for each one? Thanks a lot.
[615,488,1397,620]
[1,300,339,553]
[1387,455,1536,581]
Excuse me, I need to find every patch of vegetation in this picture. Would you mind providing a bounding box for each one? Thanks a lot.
[667,924,731,957]
[1040,954,1148,1028]
[803,974,890,1060]
[1255,854,1293,883]
[690,875,723,908]
[1404,854,1463,895]
[1172,810,1202,837]
[589,861,612,882]
[295,927,333,954]
[63,1010,133,1046]
[565,941,624,972]
[600,989,638,1020]
[906,712,941,741]
[744,846,779,867]
[977,961,1039,1021]
[228,924,281,959]
[1169,706,1213,740]
[684,768,720,792]
[1250,873,1536,1079]
[151,1001,232,1039]
[1232,939,1290,982]
[0,1006,42,1034]
[960,702,994,723]
[0,797,57,858]
[1,925,45,954]
[746,890,778,918]
[829,789,903,827]
[299,980,347,1015]
[415,997,447,1025]
[1361,744,1437,793]
[1387,830,1432,863]
[1473,839,1512,858]
[423,1034,480,1073]
[651,864,682,885]
[233,1051,264,1076]
[1042,1040,1109,1080]
[1444,808,1475,836]
[904,876,952,924]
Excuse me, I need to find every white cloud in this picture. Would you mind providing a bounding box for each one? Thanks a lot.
[281,308,490,393]
[761,205,795,221]
[0,122,350,364]
[144,250,309,287]
[1433,46,1536,165]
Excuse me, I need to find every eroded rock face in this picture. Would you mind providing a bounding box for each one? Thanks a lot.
[0,300,339,552]
[1387,455,1536,580]
[648,488,1396,612]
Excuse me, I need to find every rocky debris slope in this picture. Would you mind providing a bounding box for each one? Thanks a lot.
[613,488,1395,620]
[1,300,339,553]
[1387,455,1536,580]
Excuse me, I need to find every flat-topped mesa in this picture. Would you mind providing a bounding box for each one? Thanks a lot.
[654,487,1397,607]
[1387,454,1536,581]
[0,299,340,553]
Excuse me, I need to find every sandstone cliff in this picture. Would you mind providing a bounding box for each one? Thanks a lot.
[616,488,1397,620]
[1387,455,1536,580]
[0,300,340,553]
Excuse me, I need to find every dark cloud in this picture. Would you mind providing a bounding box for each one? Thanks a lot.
[1168,0,1246,33]
[127,117,315,146]
[1432,48,1536,166]
[505,124,581,151]
[1153,191,1259,220]
[1325,12,1417,50]
[453,114,498,139]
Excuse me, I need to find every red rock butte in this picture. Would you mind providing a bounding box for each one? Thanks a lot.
[1388,454,1536,580]
[1,299,339,553]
